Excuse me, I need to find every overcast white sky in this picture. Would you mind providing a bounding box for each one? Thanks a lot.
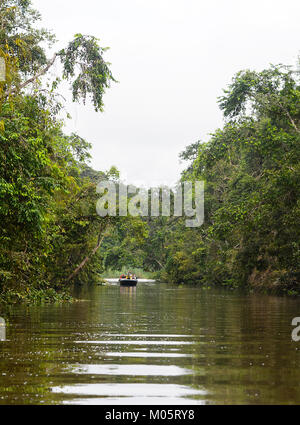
[33,0,300,187]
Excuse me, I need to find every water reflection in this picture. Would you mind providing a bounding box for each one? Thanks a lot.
[52,383,206,405]
[0,317,5,341]
[76,340,193,345]
[69,364,192,376]
[1,284,300,405]
[120,286,137,298]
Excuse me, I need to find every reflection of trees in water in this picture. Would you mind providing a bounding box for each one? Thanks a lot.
[177,290,300,404]
[0,317,5,341]
[1,286,300,404]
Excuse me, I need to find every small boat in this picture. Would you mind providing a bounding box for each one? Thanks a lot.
[119,278,138,287]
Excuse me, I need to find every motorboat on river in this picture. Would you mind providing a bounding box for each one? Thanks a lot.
[119,278,138,287]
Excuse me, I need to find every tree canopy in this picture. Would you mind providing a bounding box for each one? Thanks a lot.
[0,0,120,302]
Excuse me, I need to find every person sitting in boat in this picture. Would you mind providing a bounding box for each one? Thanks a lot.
[120,274,126,279]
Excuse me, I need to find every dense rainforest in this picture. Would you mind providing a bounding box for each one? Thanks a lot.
[0,0,126,303]
[103,65,300,295]
[0,1,299,305]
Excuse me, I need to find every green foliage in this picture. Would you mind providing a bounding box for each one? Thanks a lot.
[101,215,149,271]
[1,0,299,300]
[0,0,118,302]
[59,34,116,112]
[162,63,300,293]
[0,287,73,305]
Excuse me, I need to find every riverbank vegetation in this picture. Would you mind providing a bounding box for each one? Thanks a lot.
[0,1,299,305]
[0,0,120,303]
[111,64,300,294]
[167,63,300,294]
[101,63,300,295]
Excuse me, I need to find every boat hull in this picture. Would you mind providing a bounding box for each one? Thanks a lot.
[119,279,138,287]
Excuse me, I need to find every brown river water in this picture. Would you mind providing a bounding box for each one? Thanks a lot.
[0,281,300,405]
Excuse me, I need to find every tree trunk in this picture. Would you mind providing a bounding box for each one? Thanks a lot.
[5,53,58,97]
[66,228,109,282]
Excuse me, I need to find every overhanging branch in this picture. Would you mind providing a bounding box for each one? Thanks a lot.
[5,53,58,97]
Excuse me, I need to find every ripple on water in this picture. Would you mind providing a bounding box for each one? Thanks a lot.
[68,364,192,376]
[104,352,192,358]
[51,333,203,404]
[75,340,194,345]
[52,383,206,399]
[62,396,204,405]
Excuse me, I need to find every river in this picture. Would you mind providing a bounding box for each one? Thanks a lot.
[0,282,300,404]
